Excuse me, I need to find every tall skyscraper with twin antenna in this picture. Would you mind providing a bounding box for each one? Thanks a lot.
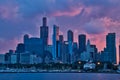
[40,17,49,50]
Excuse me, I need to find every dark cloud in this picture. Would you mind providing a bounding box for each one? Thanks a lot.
[0,0,120,53]
[82,19,106,34]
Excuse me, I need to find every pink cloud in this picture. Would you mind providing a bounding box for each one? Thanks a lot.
[0,38,19,53]
[51,7,83,17]
[0,4,19,20]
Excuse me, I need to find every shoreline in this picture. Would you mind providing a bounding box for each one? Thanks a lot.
[0,71,119,74]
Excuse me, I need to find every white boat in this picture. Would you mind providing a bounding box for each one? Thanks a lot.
[83,62,96,71]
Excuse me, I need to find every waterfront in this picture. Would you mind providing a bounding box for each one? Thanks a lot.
[0,73,120,80]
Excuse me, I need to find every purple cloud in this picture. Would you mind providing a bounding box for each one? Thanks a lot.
[0,0,120,53]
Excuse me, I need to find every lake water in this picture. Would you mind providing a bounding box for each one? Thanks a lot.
[0,73,120,80]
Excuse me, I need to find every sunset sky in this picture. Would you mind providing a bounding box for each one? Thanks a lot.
[0,0,120,56]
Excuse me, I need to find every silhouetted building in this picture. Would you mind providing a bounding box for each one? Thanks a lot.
[78,34,86,53]
[80,40,98,62]
[0,54,5,64]
[46,45,53,55]
[100,48,109,62]
[73,42,78,49]
[62,41,70,63]
[72,42,79,62]
[24,34,29,44]
[59,35,64,42]
[80,40,91,61]
[90,45,98,61]
[5,50,14,64]
[52,25,59,60]
[106,33,116,63]
[16,43,25,53]
[24,34,43,55]
[11,54,17,64]
[43,51,53,63]
[40,17,49,50]
[67,30,73,42]
[16,43,25,63]
[67,30,74,63]
[20,52,38,64]
[58,35,64,61]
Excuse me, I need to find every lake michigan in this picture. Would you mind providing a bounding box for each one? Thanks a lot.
[0,73,120,80]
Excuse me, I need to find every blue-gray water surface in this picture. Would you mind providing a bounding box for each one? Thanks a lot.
[0,73,120,80]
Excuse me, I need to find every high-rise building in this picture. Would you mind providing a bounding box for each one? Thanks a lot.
[100,48,109,62]
[24,34,29,44]
[16,43,25,63]
[81,39,91,61]
[40,17,49,48]
[90,45,98,61]
[16,43,25,53]
[67,30,74,63]
[67,30,73,42]
[62,41,70,63]
[106,33,116,63]
[58,35,64,61]
[73,42,78,50]
[80,40,98,61]
[52,25,59,60]
[72,42,79,62]
[23,34,43,55]
[78,34,86,53]
[59,35,64,42]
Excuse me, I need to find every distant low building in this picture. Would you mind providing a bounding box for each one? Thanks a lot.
[19,52,43,64]
[0,54,5,64]
[5,50,15,64]
[80,40,91,61]
[80,40,98,62]
[11,54,17,64]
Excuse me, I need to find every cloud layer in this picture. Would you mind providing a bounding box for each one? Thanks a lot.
[0,0,120,54]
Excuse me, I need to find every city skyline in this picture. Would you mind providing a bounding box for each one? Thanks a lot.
[0,17,117,64]
[0,0,120,63]
[0,17,119,62]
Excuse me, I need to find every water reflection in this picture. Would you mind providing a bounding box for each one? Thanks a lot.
[0,73,120,80]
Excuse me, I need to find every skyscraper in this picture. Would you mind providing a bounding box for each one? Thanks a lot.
[67,30,74,63]
[106,33,116,64]
[23,34,43,55]
[67,30,73,42]
[78,34,86,53]
[62,41,70,63]
[40,17,49,48]
[72,42,79,62]
[58,35,64,60]
[90,45,98,61]
[52,25,59,60]
[59,35,64,42]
